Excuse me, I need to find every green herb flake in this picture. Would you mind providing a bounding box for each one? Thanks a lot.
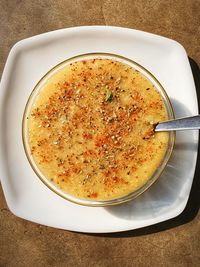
[106,91,113,102]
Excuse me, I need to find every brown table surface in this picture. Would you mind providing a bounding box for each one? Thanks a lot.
[1,1,200,266]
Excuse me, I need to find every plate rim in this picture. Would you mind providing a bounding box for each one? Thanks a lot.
[0,25,198,233]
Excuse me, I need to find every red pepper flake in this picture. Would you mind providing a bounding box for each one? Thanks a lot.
[31,146,36,154]
[63,81,70,87]
[95,135,105,147]
[88,192,98,198]
[104,170,111,177]
[58,170,70,177]
[83,133,93,139]
[83,149,96,156]
[119,111,126,119]
[104,176,128,187]
[133,92,141,101]
[72,166,80,174]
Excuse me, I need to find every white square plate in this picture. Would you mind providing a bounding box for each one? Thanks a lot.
[0,26,198,233]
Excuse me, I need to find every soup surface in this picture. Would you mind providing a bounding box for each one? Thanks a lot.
[27,58,169,201]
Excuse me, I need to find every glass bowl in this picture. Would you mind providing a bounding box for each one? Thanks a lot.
[22,53,175,206]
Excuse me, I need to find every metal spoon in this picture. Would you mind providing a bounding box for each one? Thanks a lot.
[155,115,200,132]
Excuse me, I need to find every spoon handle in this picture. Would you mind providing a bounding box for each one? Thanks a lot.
[155,115,200,132]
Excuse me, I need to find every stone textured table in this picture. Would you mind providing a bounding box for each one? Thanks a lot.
[0,1,200,266]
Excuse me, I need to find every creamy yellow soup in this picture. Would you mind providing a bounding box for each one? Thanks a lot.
[28,58,169,201]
